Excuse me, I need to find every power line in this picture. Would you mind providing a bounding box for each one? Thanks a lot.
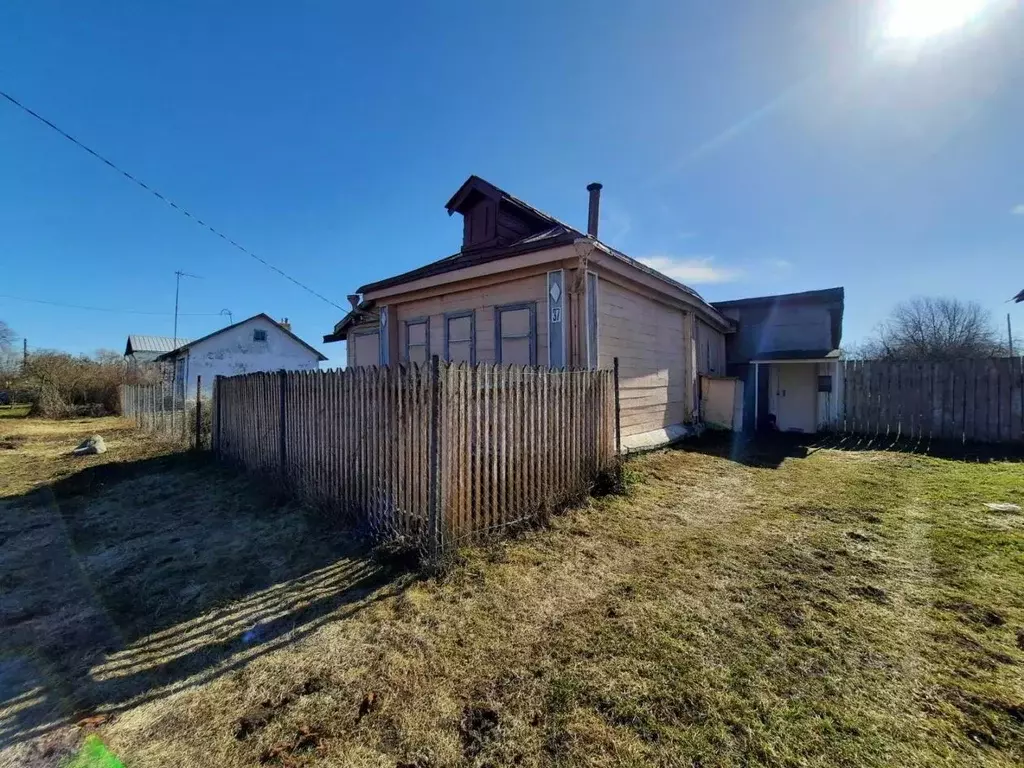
[0,89,346,312]
[0,293,224,316]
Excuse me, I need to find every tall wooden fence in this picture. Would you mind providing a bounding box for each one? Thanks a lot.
[213,359,619,561]
[837,358,1024,443]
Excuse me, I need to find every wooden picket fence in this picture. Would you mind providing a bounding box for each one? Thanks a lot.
[121,377,209,447]
[837,358,1024,443]
[212,359,620,561]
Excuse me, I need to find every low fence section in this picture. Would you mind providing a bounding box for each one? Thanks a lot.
[213,360,619,560]
[838,358,1024,443]
[121,377,210,447]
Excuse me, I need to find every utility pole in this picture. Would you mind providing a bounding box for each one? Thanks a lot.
[22,339,27,372]
[173,270,202,348]
[1008,313,1015,358]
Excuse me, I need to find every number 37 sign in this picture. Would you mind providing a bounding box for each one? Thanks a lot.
[550,307,562,323]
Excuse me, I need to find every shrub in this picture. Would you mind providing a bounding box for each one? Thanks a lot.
[16,349,159,419]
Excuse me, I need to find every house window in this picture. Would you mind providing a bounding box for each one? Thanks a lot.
[495,302,536,366]
[253,329,267,342]
[405,317,430,364]
[444,311,475,364]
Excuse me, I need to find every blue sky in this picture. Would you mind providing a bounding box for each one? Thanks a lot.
[2,0,1022,361]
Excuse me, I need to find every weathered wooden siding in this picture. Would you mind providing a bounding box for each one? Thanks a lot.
[696,319,727,376]
[393,273,549,365]
[597,279,688,437]
[833,358,1024,443]
[212,363,618,561]
[346,313,381,367]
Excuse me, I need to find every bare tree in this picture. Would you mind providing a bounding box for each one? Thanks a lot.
[0,320,14,352]
[863,297,1004,361]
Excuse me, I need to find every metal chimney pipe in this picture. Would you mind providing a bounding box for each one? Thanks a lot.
[586,182,602,238]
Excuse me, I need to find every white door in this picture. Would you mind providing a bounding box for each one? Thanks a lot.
[773,365,817,433]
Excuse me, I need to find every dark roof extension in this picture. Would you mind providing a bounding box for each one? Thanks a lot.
[711,286,845,310]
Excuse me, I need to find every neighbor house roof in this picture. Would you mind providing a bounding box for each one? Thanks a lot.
[155,314,327,362]
[1013,289,1024,303]
[124,334,190,356]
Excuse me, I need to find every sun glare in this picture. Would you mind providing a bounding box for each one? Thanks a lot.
[883,0,995,39]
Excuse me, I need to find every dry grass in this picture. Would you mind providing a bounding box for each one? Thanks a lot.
[1,425,1022,767]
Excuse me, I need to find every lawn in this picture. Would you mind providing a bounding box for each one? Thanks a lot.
[0,404,32,419]
[1,421,1021,767]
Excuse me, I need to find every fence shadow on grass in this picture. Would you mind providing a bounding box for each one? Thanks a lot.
[682,429,1024,468]
[0,452,413,752]
[810,431,1024,464]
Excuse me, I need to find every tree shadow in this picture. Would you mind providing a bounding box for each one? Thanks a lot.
[0,452,413,751]
[679,430,1024,469]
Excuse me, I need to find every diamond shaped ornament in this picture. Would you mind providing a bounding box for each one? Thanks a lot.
[549,282,562,303]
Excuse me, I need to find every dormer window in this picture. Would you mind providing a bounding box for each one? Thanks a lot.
[445,175,557,253]
[253,329,267,342]
[464,199,496,249]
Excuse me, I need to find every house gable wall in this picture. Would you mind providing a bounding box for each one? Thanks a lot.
[182,317,321,391]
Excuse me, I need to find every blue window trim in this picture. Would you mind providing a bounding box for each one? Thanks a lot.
[379,306,390,365]
[547,269,565,369]
[404,316,430,363]
[494,302,537,366]
[443,310,476,364]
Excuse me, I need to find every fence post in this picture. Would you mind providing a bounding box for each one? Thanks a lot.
[213,375,222,455]
[613,357,623,485]
[194,375,202,450]
[613,357,622,455]
[427,355,443,566]
[278,369,288,482]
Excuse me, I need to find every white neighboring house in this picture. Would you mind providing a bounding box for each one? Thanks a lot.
[155,314,327,396]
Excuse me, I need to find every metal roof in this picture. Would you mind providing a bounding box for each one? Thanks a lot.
[125,335,190,355]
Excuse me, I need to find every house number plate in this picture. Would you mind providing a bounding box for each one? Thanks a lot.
[551,307,562,323]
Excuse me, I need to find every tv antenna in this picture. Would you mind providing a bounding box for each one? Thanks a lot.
[220,308,234,326]
[173,270,202,347]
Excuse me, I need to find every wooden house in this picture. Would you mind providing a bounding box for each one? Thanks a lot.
[325,176,843,447]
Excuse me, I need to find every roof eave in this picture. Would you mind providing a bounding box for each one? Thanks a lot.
[356,233,578,296]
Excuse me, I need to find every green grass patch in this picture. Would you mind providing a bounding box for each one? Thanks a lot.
[0,403,31,418]
[64,735,125,768]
